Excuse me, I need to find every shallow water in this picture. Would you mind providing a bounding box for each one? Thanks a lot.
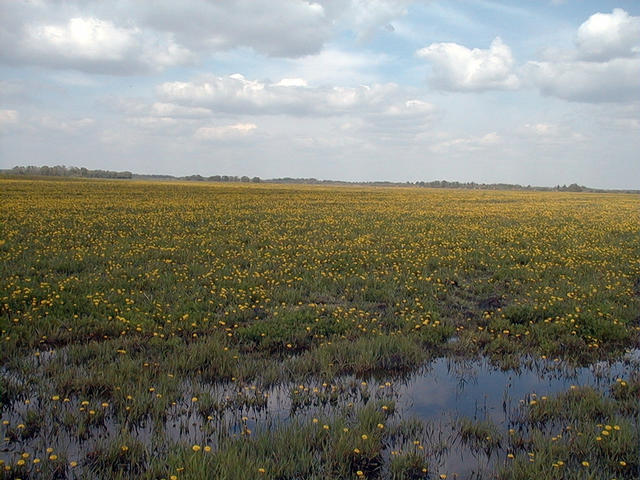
[402,353,637,421]
[396,350,640,477]
[1,349,639,478]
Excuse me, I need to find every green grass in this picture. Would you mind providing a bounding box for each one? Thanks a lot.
[500,377,640,480]
[1,178,639,479]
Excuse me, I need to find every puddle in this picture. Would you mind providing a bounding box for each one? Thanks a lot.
[396,350,640,477]
[401,353,638,422]
[1,349,638,478]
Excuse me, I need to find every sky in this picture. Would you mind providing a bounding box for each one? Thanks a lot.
[0,1,639,188]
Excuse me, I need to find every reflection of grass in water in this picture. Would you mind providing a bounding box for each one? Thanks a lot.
[458,418,503,456]
[500,377,639,479]
[152,401,430,480]
[0,179,639,478]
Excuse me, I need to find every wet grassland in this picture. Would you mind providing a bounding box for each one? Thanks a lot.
[1,179,639,479]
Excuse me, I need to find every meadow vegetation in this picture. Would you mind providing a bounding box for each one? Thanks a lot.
[0,179,638,479]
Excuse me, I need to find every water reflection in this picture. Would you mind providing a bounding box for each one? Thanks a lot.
[403,352,639,422]
[398,350,640,477]
[1,350,638,479]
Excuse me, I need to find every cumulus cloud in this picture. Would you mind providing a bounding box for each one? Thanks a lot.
[133,0,330,58]
[525,9,640,103]
[109,71,437,145]
[194,123,257,141]
[0,1,332,74]
[0,0,410,76]
[158,74,401,116]
[10,2,310,60]
[150,72,438,145]
[274,78,309,87]
[576,8,640,61]
[26,17,135,62]
[525,58,639,103]
[417,37,520,91]
[16,17,193,74]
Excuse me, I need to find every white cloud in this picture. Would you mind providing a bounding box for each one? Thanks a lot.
[0,0,407,76]
[417,37,520,91]
[134,0,331,58]
[26,17,134,62]
[149,103,211,118]
[274,78,308,87]
[0,0,334,68]
[525,57,640,103]
[576,8,640,61]
[194,123,257,141]
[158,74,400,116]
[283,48,390,86]
[386,99,435,117]
[18,17,193,73]
[525,9,640,103]
[126,75,437,146]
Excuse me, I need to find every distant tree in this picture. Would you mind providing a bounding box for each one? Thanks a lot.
[6,164,132,179]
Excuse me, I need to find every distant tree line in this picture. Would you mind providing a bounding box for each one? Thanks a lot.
[414,180,588,192]
[265,178,593,192]
[183,175,261,183]
[3,166,263,183]
[6,165,132,179]
[4,165,633,193]
[553,183,588,192]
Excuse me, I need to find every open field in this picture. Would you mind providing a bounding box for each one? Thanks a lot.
[1,179,639,479]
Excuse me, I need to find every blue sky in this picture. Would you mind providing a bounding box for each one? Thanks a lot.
[1,1,638,188]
